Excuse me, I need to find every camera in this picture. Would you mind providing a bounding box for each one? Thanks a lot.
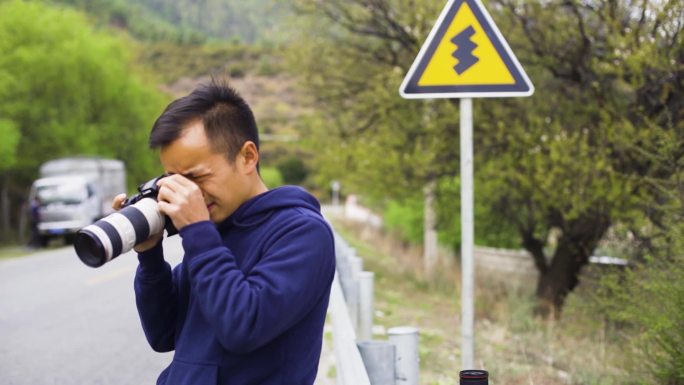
[74,174,177,268]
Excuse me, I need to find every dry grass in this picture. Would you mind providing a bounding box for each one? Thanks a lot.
[330,218,631,385]
[160,72,310,138]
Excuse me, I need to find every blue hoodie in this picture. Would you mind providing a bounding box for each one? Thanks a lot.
[134,186,336,385]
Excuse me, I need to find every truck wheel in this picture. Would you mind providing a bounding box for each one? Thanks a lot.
[39,235,50,247]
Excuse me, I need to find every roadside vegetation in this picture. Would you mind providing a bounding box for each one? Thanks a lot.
[0,0,299,245]
[289,0,683,318]
[0,0,168,242]
[331,216,684,384]
[288,2,683,381]
[0,246,33,260]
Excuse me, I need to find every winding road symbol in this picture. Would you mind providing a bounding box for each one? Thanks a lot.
[451,26,478,75]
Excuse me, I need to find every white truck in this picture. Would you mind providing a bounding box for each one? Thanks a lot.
[29,157,126,244]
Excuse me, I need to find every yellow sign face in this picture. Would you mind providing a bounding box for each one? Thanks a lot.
[400,0,534,99]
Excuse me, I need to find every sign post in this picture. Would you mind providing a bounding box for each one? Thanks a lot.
[460,97,474,368]
[399,0,534,370]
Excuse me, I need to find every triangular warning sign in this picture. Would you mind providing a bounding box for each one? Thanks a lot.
[400,0,534,99]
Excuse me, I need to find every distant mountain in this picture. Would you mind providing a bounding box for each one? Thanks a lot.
[49,0,292,43]
[136,0,292,43]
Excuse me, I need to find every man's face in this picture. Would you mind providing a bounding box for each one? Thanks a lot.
[159,121,250,223]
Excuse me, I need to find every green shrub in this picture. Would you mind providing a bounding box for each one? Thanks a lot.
[276,156,308,185]
[383,197,424,245]
[597,255,684,384]
[0,0,166,186]
[380,176,520,253]
[260,167,284,189]
[436,176,519,252]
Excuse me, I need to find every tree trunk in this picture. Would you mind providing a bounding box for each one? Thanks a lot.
[533,217,610,318]
[423,179,438,279]
[535,246,586,319]
[1,177,9,242]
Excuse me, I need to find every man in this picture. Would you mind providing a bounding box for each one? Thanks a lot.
[28,196,42,248]
[116,79,336,384]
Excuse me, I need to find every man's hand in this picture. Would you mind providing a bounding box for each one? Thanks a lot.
[156,174,210,231]
[112,194,163,252]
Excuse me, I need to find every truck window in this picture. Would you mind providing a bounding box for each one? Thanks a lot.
[37,184,87,205]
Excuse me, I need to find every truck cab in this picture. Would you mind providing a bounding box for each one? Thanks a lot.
[30,176,101,242]
[30,157,126,245]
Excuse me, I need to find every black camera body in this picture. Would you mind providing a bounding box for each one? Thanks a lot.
[123,175,163,207]
[122,174,178,235]
[74,174,177,268]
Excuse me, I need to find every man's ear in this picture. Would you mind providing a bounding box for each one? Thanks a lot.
[239,141,259,174]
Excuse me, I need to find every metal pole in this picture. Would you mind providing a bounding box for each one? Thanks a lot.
[350,256,364,332]
[357,340,395,385]
[332,180,341,207]
[388,326,420,385]
[358,271,375,341]
[460,98,474,369]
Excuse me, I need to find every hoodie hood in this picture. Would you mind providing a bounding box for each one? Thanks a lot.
[219,185,321,229]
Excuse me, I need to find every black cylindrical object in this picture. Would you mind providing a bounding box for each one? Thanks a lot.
[460,370,488,385]
[75,197,166,267]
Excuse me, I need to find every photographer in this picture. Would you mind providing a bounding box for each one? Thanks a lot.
[115,79,335,384]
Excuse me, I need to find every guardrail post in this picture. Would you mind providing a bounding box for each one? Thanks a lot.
[358,271,374,341]
[337,245,353,299]
[357,340,396,385]
[388,327,420,385]
[349,256,363,331]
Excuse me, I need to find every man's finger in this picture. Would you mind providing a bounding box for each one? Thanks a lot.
[160,176,202,199]
[112,193,127,210]
[157,184,191,207]
[156,200,179,220]
[156,185,176,204]
[157,177,186,195]
[159,174,199,191]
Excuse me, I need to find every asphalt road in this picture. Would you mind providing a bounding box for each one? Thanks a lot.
[0,236,336,385]
[0,237,181,385]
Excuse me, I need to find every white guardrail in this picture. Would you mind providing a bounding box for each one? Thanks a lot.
[329,273,372,385]
[331,231,420,385]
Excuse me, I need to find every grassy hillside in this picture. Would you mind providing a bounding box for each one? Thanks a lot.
[45,0,313,188]
[0,0,308,214]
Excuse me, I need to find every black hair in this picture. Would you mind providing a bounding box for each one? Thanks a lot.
[149,78,259,163]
